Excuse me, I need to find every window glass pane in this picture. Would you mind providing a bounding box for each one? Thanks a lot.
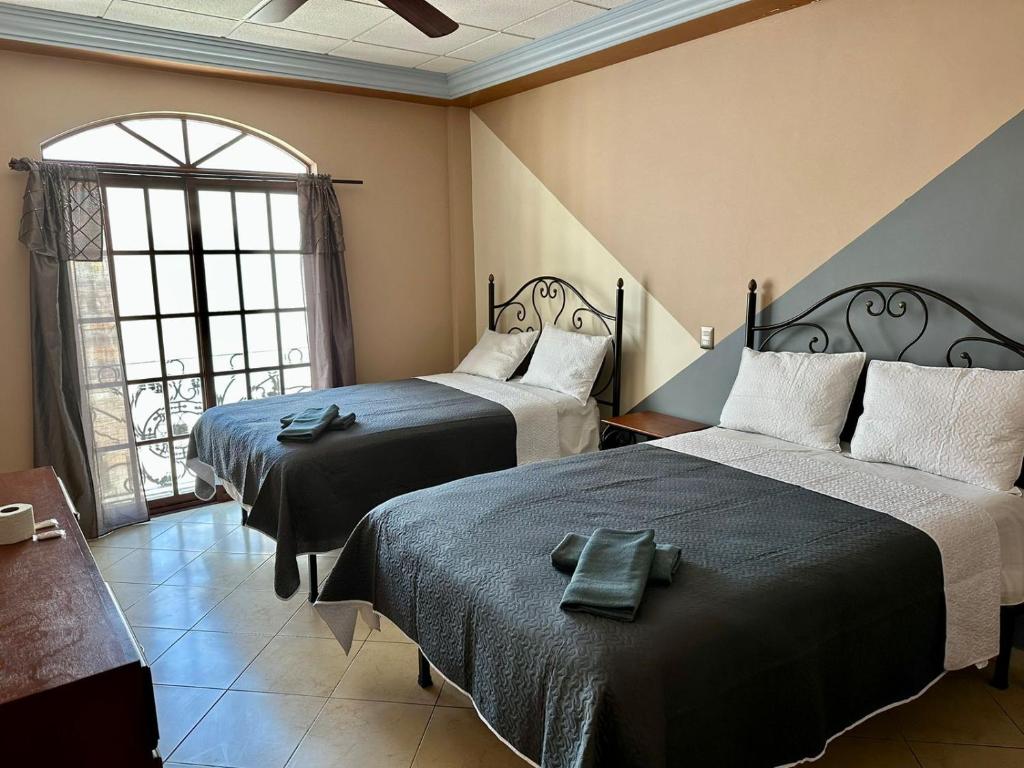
[162,317,200,376]
[43,123,177,166]
[245,314,280,369]
[113,254,155,316]
[98,448,140,507]
[80,322,124,385]
[275,253,304,308]
[156,253,194,314]
[199,134,306,173]
[128,381,167,442]
[210,315,245,372]
[270,194,300,250]
[241,253,274,309]
[139,442,174,500]
[121,320,161,380]
[204,253,240,312]
[198,190,234,250]
[214,373,247,405]
[149,188,188,250]
[89,386,131,447]
[187,120,240,162]
[121,118,186,163]
[283,366,311,395]
[172,440,196,494]
[167,377,204,437]
[106,187,149,251]
[235,192,270,250]
[249,370,281,399]
[280,311,308,366]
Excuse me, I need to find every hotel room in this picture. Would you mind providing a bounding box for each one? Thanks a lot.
[1,0,1023,766]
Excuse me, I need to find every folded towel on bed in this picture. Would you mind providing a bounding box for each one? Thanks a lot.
[280,411,356,431]
[559,528,656,621]
[552,532,681,584]
[277,405,342,442]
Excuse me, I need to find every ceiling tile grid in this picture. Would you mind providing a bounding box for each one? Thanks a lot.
[4,0,636,75]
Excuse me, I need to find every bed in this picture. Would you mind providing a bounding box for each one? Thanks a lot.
[186,274,624,599]
[314,279,1024,768]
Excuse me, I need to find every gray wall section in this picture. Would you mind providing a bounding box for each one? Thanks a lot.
[637,109,1024,424]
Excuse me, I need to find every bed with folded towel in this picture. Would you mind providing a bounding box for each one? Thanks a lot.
[186,373,600,597]
[315,426,1012,768]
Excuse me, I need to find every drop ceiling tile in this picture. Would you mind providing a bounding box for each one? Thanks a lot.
[416,56,472,74]
[105,1,238,36]
[449,32,532,62]
[278,0,390,39]
[3,0,109,15]
[229,22,344,54]
[355,15,491,56]
[506,1,605,38]
[587,0,635,7]
[428,0,564,32]
[330,41,434,68]
[130,0,260,20]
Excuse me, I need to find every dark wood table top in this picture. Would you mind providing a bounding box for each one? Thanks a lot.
[601,411,710,439]
[0,467,143,707]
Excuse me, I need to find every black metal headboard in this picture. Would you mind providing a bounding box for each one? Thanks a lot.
[488,274,624,416]
[743,278,1024,440]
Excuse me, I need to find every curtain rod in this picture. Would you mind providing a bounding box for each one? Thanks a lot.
[8,158,363,185]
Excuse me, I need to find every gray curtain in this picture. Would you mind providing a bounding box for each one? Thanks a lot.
[298,174,357,389]
[16,158,148,538]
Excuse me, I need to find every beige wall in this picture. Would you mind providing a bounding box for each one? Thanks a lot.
[0,48,470,472]
[470,0,1024,409]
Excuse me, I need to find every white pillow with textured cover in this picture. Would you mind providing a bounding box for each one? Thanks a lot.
[719,348,866,451]
[521,324,611,404]
[850,360,1024,492]
[455,329,538,381]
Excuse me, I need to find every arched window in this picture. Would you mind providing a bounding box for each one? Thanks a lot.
[45,113,314,507]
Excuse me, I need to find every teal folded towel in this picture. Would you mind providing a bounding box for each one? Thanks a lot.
[552,532,680,585]
[277,405,341,442]
[280,411,356,431]
[559,528,656,622]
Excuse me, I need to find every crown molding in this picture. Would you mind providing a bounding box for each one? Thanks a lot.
[447,0,750,98]
[0,0,800,104]
[0,2,449,99]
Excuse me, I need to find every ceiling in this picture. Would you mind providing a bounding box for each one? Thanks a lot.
[4,0,635,74]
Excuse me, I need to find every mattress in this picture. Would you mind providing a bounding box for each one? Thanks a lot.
[672,428,1024,606]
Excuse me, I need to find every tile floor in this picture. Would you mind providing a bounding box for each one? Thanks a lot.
[92,501,1024,768]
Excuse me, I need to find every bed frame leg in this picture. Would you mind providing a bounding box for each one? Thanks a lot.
[417,650,433,689]
[307,555,318,604]
[992,605,1018,690]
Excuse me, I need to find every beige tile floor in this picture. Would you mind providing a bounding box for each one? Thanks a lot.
[91,501,1024,768]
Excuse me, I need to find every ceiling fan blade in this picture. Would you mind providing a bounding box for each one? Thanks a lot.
[379,0,458,38]
[250,0,309,24]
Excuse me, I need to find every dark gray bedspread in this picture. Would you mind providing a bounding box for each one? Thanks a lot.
[318,443,946,768]
[187,378,516,597]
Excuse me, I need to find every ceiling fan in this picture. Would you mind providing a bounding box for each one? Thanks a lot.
[251,0,458,38]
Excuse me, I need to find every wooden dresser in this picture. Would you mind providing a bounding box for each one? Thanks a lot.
[0,467,161,766]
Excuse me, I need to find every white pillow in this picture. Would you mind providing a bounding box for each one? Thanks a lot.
[520,324,610,404]
[455,329,538,381]
[850,360,1024,492]
[719,348,866,451]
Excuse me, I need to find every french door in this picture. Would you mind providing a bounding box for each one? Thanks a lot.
[100,174,310,510]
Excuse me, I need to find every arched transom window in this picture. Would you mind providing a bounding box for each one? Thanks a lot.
[44,113,313,507]
[43,114,312,174]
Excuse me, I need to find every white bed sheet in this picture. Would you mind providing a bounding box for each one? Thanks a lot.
[419,373,600,464]
[658,427,1024,606]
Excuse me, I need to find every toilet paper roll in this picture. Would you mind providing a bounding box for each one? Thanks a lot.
[0,503,36,545]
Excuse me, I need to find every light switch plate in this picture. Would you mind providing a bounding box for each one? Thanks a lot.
[700,326,715,350]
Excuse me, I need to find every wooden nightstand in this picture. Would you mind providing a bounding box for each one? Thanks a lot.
[600,411,709,449]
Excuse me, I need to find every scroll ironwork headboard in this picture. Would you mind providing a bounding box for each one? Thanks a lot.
[488,274,624,416]
[744,279,1024,367]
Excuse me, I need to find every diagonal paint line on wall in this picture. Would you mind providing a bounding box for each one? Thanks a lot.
[470,113,703,411]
